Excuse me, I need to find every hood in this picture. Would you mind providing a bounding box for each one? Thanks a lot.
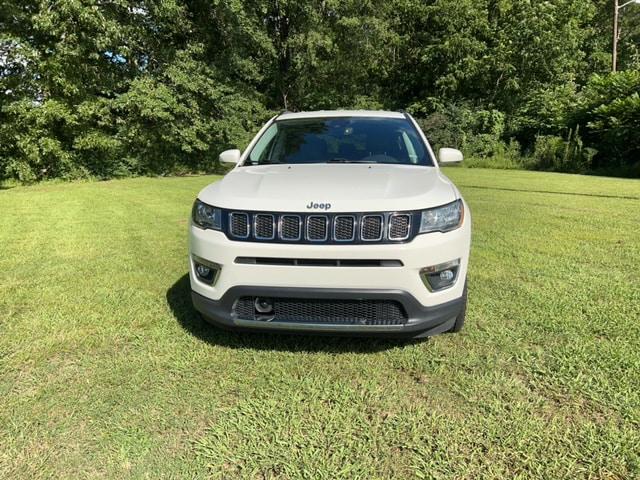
[198,164,457,213]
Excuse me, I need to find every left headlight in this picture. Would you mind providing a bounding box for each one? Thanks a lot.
[192,199,222,230]
[419,199,464,234]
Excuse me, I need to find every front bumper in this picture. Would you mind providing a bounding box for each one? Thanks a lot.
[191,286,465,338]
[189,213,470,306]
[188,203,471,337]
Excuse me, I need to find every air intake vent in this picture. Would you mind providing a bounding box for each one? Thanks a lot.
[389,214,411,240]
[280,215,301,241]
[306,216,328,241]
[229,212,249,238]
[334,216,355,241]
[361,215,383,241]
[234,297,408,325]
[254,214,275,240]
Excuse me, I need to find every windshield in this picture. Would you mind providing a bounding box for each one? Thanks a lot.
[244,117,434,166]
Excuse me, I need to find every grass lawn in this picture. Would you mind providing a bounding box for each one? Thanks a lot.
[1,168,639,479]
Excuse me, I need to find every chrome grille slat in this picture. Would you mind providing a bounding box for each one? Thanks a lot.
[229,212,250,238]
[361,215,384,241]
[279,215,302,241]
[333,215,356,242]
[254,214,275,240]
[389,214,411,240]
[306,215,328,241]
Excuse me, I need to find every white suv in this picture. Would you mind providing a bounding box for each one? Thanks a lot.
[189,110,471,338]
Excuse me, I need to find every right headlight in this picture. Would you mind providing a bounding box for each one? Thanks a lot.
[192,199,222,230]
[419,199,463,234]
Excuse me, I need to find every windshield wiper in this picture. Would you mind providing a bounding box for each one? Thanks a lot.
[254,159,281,165]
[326,158,376,163]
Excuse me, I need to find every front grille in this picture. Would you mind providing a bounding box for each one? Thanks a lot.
[222,210,418,244]
[389,214,411,240]
[280,215,301,241]
[361,215,383,241]
[229,213,249,238]
[254,214,275,240]
[234,297,408,325]
[334,216,355,241]
[307,216,328,241]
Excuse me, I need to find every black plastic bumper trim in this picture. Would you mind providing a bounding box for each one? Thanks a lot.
[191,286,465,338]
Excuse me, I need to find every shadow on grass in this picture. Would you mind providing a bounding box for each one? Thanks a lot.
[166,273,422,353]
[459,184,640,200]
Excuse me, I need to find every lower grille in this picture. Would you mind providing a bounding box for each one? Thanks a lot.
[234,297,408,325]
[235,257,403,267]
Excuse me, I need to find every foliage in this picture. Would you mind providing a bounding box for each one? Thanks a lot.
[0,0,269,182]
[454,154,525,170]
[568,71,640,175]
[531,127,597,174]
[0,0,639,180]
[415,103,523,168]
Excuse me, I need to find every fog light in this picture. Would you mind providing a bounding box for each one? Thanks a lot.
[196,264,211,277]
[440,270,455,281]
[192,255,221,285]
[420,259,460,291]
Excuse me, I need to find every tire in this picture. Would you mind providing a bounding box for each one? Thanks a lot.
[447,282,467,333]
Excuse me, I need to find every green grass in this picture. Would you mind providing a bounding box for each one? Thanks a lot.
[1,168,639,479]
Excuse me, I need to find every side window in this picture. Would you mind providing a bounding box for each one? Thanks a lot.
[249,124,278,164]
[401,131,418,164]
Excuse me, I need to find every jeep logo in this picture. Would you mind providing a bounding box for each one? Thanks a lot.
[306,202,332,210]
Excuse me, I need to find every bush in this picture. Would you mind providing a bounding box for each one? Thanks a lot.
[460,154,524,170]
[569,71,640,173]
[0,99,85,183]
[414,103,523,167]
[531,127,596,174]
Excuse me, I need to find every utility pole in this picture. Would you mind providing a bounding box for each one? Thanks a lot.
[613,0,619,72]
[613,0,640,72]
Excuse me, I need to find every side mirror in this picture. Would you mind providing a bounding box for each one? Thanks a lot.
[438,148,464,164]
[219,149,241,164]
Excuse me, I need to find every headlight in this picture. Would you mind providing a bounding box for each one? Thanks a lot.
[419,199,463,234]
[192,199,222,230]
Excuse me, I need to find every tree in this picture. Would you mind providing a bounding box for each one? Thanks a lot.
[1,0,638,180]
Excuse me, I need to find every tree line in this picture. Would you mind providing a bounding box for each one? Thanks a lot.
[1,0,639,182]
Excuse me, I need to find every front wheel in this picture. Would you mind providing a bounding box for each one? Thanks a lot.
[447,282,467,333]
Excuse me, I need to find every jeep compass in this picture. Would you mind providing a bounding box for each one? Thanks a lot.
[189,110,471,338]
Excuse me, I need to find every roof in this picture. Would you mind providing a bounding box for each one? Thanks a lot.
[276,110,405,121]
